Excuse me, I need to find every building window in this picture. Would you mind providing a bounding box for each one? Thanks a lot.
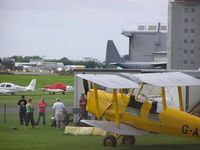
[191,29,195,33]
[191,8,195,13]
[184,8,189,13]
[191,49,194,54]
[184,60,187,64]
[191,18,195,23]
[184,18,188,23]
[191,39,194,43]
[184,49,187,54]
[190,60,194,64]
[184,39,188,43]
[184,29,188,33]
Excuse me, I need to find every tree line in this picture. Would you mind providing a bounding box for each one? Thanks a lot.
[0,56,103,69]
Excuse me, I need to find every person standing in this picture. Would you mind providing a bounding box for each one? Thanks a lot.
[52,98,66,130]
[77,93,88,126]
[36,97,47,125]
[17,95,27,125]
[79,93,87,119]
[25,98,35,128]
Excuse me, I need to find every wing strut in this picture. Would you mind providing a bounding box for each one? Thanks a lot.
[136,82,144,100]
[161,87,167,110]
[178,86,184,111]
[113,89,120,128]
[93,83,100,119]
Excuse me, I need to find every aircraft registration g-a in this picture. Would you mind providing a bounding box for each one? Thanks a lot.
[0,79,36,95]
[76,72,200,146]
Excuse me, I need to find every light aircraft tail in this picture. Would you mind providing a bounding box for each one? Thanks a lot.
[66,85,74,93]
[105,40,122,64]
[26,79,36,91]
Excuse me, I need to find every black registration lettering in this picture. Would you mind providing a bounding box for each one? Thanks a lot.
[182,125,189,134]
[193,128,198,137]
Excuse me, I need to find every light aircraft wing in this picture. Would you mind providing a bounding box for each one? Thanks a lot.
[76,74,139,89]
[0,89,9,94]
[128,72,200,87]
[81,120,147,136]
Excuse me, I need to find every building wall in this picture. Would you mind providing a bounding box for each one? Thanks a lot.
[128,32,167,62]
[168,1,200,69]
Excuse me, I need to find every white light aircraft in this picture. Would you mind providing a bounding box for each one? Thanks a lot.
[0,79,36,95]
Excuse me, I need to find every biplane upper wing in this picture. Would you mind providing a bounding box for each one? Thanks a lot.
[76,74,139,89]
[125,72,200,87]
[81,120,146,136]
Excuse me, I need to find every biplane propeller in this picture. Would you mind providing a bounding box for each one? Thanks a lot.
[76,72,200,147]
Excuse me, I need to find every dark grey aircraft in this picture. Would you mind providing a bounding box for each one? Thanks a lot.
[105,40,166,69]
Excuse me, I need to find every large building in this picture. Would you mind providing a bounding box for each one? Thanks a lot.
[167,0,200,70]
[122,23,167,62]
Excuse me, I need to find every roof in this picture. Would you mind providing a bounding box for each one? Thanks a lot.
[76,74,139,89]
[133,72,200,87]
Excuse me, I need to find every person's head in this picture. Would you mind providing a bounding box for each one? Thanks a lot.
[56,97,60,102]
[28,98,32,103]
[81,93,85,98]
[21,95,25,99]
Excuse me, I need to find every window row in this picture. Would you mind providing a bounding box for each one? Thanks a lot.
[184,28,195,33]
[184,7,196,13]
[184,18,195,23]
[184,39,195,44]
[184,49,194,54]
[184,60,195,65]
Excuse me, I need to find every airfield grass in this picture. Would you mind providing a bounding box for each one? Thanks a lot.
[0,75,200,150]
[0,74,74,106]
[0,111,200,150]
[0,74,74,89]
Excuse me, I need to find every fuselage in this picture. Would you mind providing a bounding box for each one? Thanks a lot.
[86,89,200,139]
[0,82,33,94]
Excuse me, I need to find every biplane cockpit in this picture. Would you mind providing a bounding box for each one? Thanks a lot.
[76,72,200,147]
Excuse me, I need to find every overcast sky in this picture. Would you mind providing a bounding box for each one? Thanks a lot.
[0,0,168,61]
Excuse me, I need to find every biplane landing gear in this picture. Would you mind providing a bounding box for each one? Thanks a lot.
[103,135,117,147]
[121,135,135,145]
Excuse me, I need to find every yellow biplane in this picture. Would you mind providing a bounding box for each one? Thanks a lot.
[76,72,200,146]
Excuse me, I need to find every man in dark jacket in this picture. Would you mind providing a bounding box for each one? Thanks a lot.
[17,95,27,125]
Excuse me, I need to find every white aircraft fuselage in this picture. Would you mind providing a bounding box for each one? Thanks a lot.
[0,79,36,94]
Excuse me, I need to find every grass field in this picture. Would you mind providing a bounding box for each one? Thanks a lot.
[0,74,74,88]
[0,75,200,150]
[0,112,200,150]
[0,75,74,106]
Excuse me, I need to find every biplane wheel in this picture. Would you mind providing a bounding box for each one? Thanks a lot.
[103,135,116,147]
[62,92,65,95]
[121,136,135,145]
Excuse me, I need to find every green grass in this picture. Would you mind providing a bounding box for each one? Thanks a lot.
[0,108,200,150]
[0,91,74,106]
[0,75,200,150]
[0,112,199,150]
[0,74,74,88]
[0,75,74,106]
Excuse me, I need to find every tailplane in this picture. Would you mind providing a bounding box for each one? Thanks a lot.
[105,40,122,64]
[26,79,36,91]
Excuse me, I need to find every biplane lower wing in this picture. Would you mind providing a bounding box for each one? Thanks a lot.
[81,120,147,136]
